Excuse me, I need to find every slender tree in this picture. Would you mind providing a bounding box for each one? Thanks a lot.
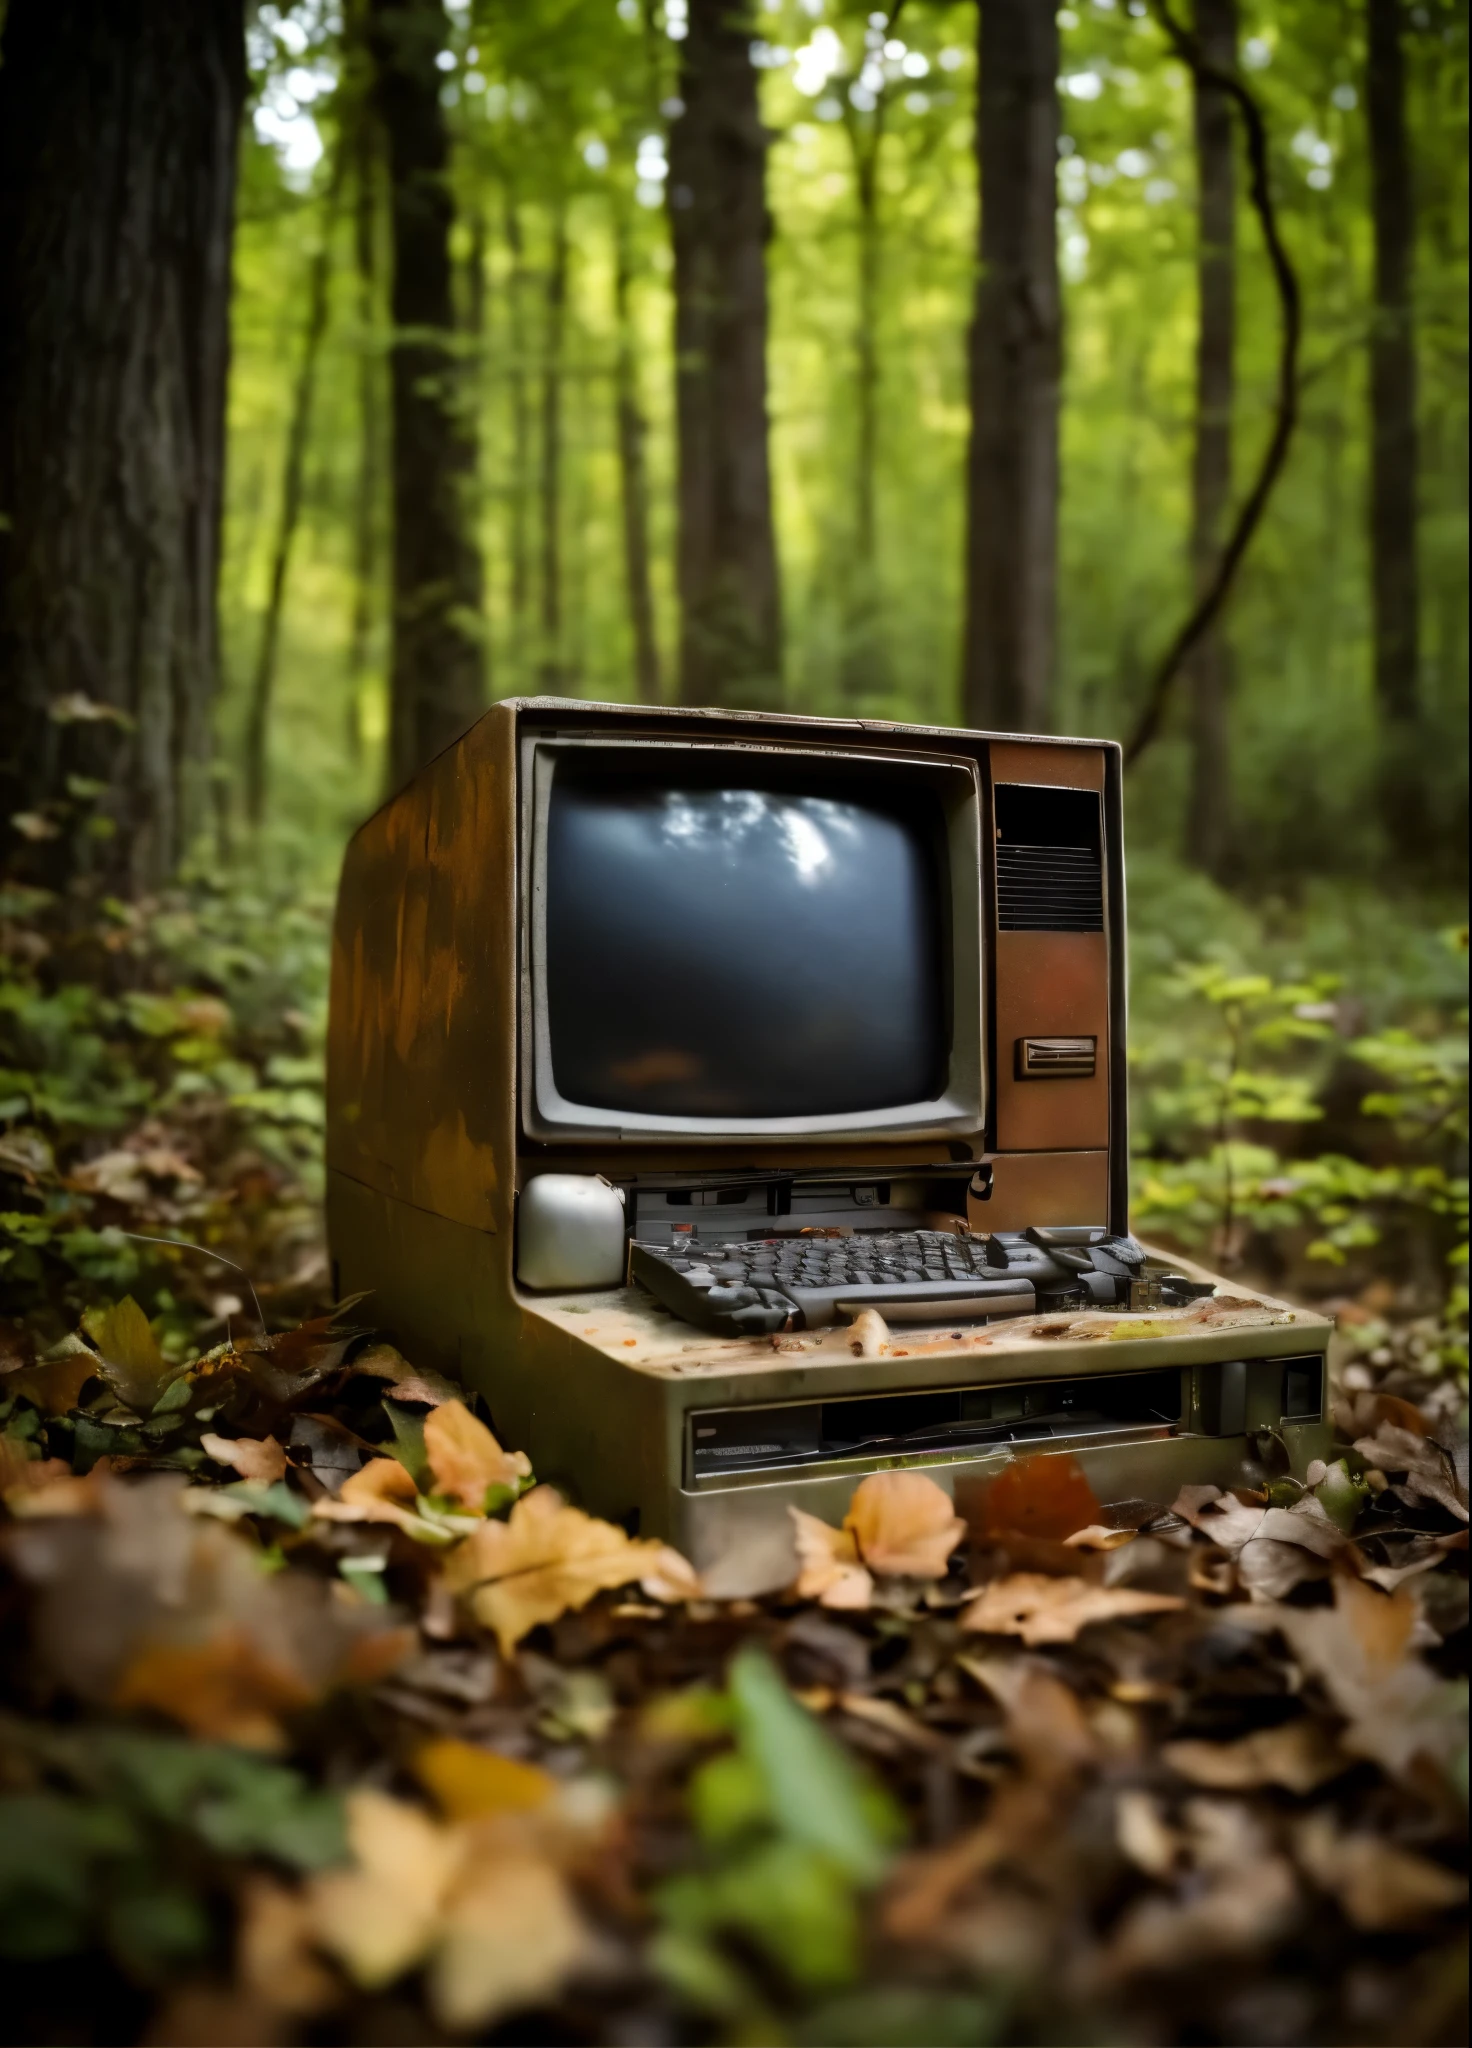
[367,0,484,791]
[505,196,533,684]
[244,162,343,825]
[667,0,782,709]
[538,205,569,687]
[0,0,245,889]
[962,0,1061,734]
[838,41,895,709]
[345,62,384,763]
[613,204,662,703]
[1366,0,1422,859]
[1185,0,1238,877]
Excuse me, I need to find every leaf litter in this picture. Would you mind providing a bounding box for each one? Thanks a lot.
[0,1291,1466,2046]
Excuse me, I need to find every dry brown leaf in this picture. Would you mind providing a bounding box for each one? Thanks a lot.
[113,1632,316,1749]
[790,1508,873,1607]
[309,1789,461,1989]
[442,1485,697,1653]
[1171,1483,1267,1553]
[415,1737,558,1820]
[1115,1789,1183,1878]
[965,1452,1100,1542]
[236,1877,341,2018]
[1295,1812,1468,1930]
[958,1656,1100,1781]
[201,1432,289,1485]
[1354,1425,1468,1521]
[836,1691,951,1753]
[423,1399,532,1510]
[1106,1855,1298,1975]
[312,1456,423,1535]
[5,1340,99,1416]
[882,1780,1055,1940]
[961,1572,1184,1646]
[844,1469,966,1578]
[1164,1719,1348,1794]
[430,1853,590,2032]
[349,1343,462,1406]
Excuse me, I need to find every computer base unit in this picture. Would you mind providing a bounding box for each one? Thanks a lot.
[328,1170,1332,1597]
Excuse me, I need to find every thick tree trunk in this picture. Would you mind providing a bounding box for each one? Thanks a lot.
[614,208,662,704]
[367,0,483,792]
[667,0,782,709]
[0,0,244,890]
[1365,0,1421,859]
[962,0,1060,734]
[245,166,342,825]
[1185,0,1237,877]
[538,208,569,689]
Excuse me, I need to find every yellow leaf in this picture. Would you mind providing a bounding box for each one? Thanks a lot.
[80,1297,170,1412]
[309,1790,460,1988]
[961,1572,1183,1646]
[200,1432,288,1484]
[790,1507,873,1608]
[444,1485,696,1654]
[415,1738,557,1821]
[430,1854,590,2032]
[423,1398,531,1511]
[844,1469,966,1578]
[6,1342,99,1415]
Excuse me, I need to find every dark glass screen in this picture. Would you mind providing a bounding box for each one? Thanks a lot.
[543,762,947,1119]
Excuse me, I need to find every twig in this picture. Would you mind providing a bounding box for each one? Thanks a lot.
[117,1232,266,1334]
[1124,0,1302,768]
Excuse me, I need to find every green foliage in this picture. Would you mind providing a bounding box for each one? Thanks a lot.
[654,1647,904,2019]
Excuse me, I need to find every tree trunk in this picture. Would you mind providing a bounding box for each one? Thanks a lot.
[346,72,383,765]
[0,0,244,891]
[367,0,483,792]
[614,206,662,704]
[1365,0,1421,859]
[506,196,532,684]
[1185,0,1237,877]
[667,0,782,709]
[244,164,343,825]
[840,100,891,708]
[538,207,569,689]
[962,0,1060,734]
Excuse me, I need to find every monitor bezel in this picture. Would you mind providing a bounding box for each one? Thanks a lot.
[519,732,986,1145]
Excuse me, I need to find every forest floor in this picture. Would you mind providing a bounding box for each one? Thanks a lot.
[0,885,1467,2047]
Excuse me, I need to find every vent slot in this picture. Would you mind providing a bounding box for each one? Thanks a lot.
[994,783,1104,933]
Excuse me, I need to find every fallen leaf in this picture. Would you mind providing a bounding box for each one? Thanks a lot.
[963,1452,1100,1542]
[415,1737,557,1820]
[80,1297,172,1413]
[350,1343,463,1406]
[423,1399,531,1511]
[237,1877,342,2018]
[443,1485,696,1653]
[790,1508,873,1608]
[201,1432,289,1485]
[961,1572,1184,1646]
[1295,1812,1468,1929]
[308,1789,462,1989]
[1106,1854,1298,1974]
[844,1469,966,1578]
[1115,1788,1184,1878]
[4,1335,99,1415]
[1164,1719,1348,1794]
[312,1456,425,1537]
[957,1657,1100,1781]
[1171,1483,1267,1553]
[430,1848,591,2032]
[113,1633,316,1749]
[1354,1425,1468,1522]
[1063,1523,1137,1551]
[836,1692,951,1754]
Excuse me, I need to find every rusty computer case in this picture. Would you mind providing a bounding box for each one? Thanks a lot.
[325,698,1331,1592]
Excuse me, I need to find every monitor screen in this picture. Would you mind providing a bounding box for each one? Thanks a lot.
[543,761,947,1120]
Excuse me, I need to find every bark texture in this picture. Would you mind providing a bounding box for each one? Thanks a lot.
[538,209,569,688]
[667,0,782,709]
[368,0,484,792]
[839,91,893,709]
[614,209,662,704]
[1185,0,1238,877]
[0,0,244,889]
[962,0,1060,734]
[1366,0,1422,858]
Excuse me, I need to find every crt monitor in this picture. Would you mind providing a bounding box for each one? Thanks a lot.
[521,738,985,1144]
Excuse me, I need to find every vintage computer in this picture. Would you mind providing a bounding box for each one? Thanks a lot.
[326,699,1331,1592]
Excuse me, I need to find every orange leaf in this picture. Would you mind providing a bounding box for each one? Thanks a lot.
[961,1571,1184,1646]
[200,1432,288,1484]
[113,1632,316,1747]
[415,1738,557,1821]
[6,1345,99,1416]
[966,1452,1100,1542]
[844,1470,966,1579]
[790,1507,873,1608]
[312,1457,423,1535]
[423,1399,531,1511]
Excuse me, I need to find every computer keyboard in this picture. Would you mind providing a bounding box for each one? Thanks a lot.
[628,1226,1211,1338]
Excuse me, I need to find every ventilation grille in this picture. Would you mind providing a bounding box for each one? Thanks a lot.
[993,782,1104,933]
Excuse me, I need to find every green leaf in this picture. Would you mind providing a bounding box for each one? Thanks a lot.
[383,1398,430,1487]
[728,1647,900,1883]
